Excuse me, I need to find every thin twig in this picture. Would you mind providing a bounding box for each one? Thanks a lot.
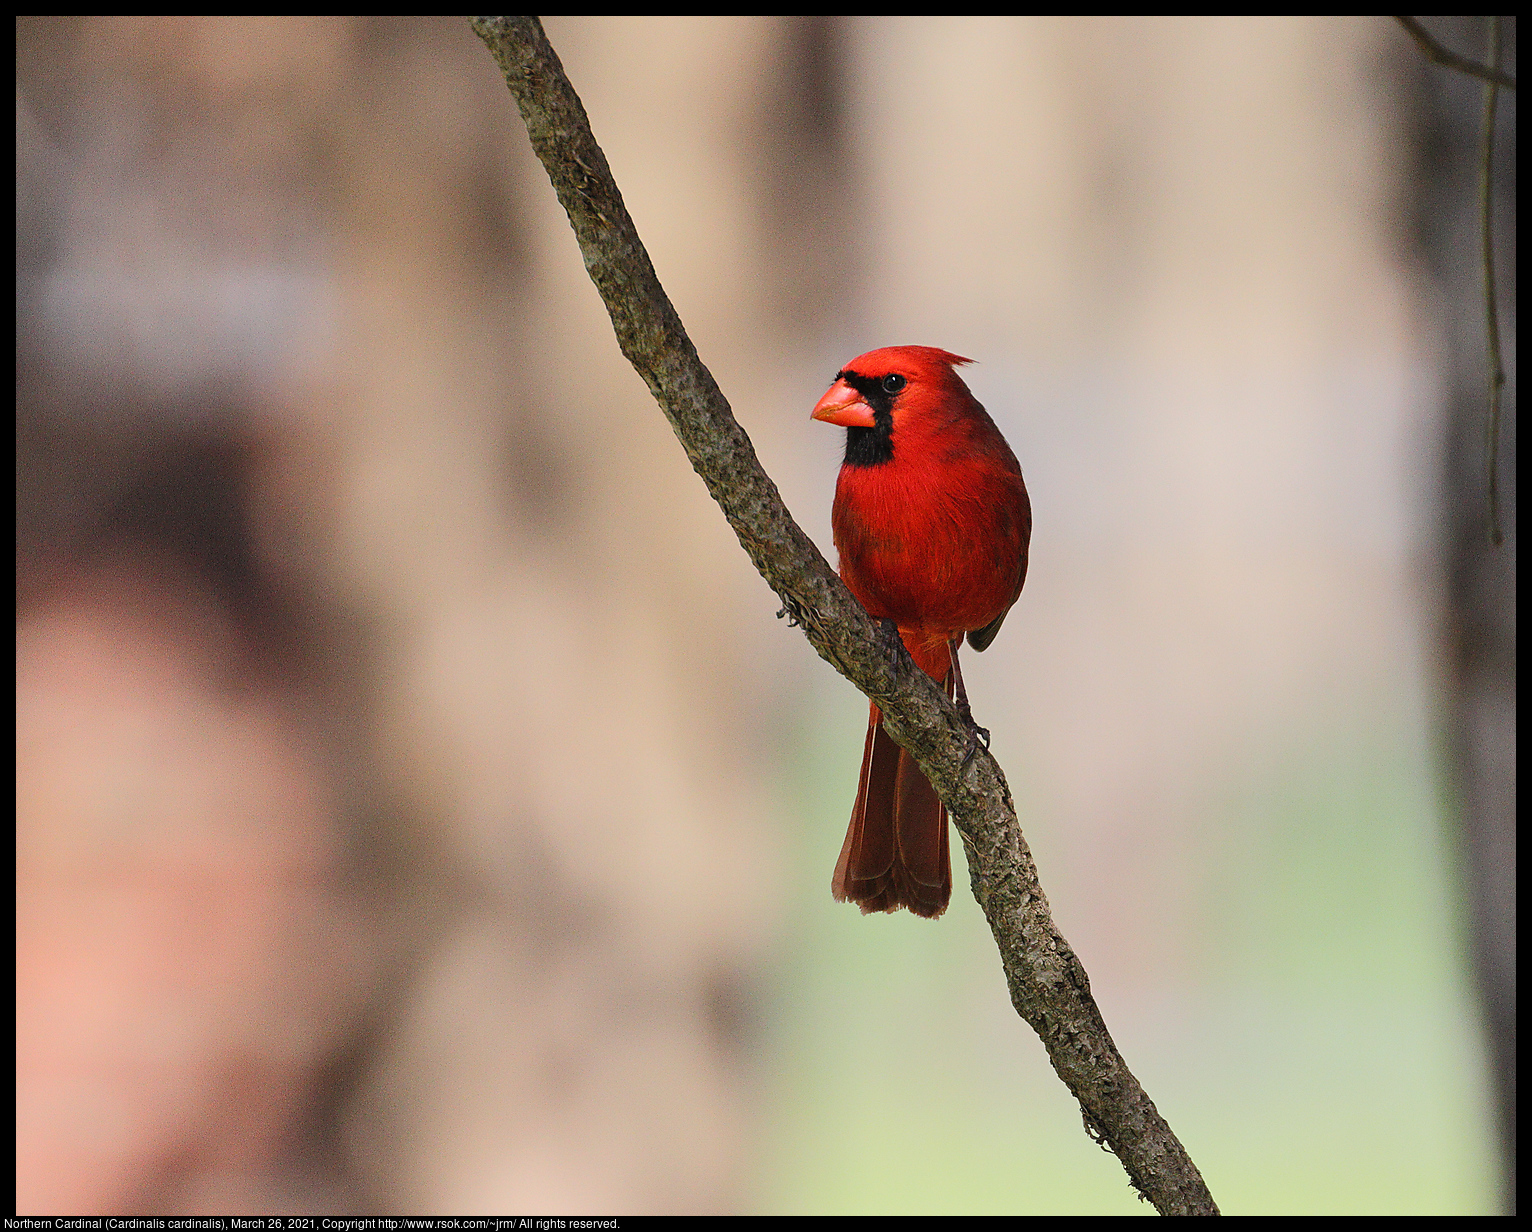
[1479,16,1506,546]
[1395,16,1517,90]
[471,15,1217,1216]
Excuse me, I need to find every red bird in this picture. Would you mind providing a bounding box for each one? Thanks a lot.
[812,346,1030,918]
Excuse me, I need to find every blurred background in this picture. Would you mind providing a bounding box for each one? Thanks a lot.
[15,16,1514,1216]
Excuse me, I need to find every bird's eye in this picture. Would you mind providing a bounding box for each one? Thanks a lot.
[881,374,906,394]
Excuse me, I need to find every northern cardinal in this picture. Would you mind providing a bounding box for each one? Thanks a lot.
[812,346,1030,918]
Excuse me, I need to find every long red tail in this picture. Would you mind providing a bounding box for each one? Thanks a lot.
[831,675,954,918]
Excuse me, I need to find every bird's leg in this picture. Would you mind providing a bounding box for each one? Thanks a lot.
[879,617,905,670]
[949,636,990,766]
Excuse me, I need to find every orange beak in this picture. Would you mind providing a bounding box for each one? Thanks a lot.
[811,378,877,428]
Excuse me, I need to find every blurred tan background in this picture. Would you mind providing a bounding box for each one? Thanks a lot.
[15,16,1510,1215]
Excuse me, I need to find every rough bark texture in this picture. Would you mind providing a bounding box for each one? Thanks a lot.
[471,15,1218,1215]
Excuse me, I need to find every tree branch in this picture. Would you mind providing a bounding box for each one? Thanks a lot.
[1400,16,1514,546]
[470,15,1218,1216]
[1395,16,1517,90]
[1478,15,1507,546]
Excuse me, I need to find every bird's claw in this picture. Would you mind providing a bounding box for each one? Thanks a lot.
[957,700,990,768]
[776,596,810,628]
[878,618,904,669]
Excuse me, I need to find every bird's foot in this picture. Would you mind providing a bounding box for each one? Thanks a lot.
[957,698,991,768]
[776,594,810,628]
[878,618,905,670]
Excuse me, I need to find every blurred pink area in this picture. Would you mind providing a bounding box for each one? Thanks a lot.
[17,558,369,1212]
